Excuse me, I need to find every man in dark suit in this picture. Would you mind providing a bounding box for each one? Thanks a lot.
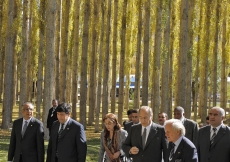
[8,102,44,162]
[165,119,198,162]
[47,99,58,135]
[174,106,198,145]
[158,112,168,126]
[122,106,167,162]
[124,109,139,133]
[46,103,87,162]
[197,107,230,162]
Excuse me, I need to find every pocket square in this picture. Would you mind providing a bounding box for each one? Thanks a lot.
[175,159,182,162]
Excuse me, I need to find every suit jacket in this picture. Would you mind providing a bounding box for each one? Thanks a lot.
[166,136,198,162]
[183,118,198,145]
[122,123,168,162]
[8,117,44,162]
[46,118,87,162]
[46,107,58,129]
[124,121,133,133]
[197,124,230,162]
[98,129,128,162]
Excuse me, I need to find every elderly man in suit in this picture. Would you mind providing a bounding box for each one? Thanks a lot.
[122,106,167,162]
[174,106,198,145]
[165,119,198,162]
[197,107,230,162]
[8,102,44,162]
[46,103,87,162]
[47,99,58,136]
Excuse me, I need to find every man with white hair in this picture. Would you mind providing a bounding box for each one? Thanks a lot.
[197,107,230,162]
[164,119,198,162]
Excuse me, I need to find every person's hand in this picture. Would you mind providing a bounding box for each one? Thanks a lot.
[130,146,139,154]
[113,151,120,159]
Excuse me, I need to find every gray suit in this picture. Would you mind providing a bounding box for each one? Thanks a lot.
[46,118,87,162]
[122,123,168,162]
[8,117,44,162]
[183,118,198,145]
[98,129,128,162]
[197,124,230,162]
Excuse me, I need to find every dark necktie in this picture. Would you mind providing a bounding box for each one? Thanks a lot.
[58,124,64,141]
[142,128,147,149]
[210,128,217,146]
[21,121,28,137]
[169,143,175,161]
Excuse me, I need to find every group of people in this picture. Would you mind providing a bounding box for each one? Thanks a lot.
[8,101,87,162]
[98,106,230,162]
[7,100,230,162]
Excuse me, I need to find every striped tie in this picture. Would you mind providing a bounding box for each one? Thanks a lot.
[210,128,217,146]
[58,124,64,141]
[21,121,28,137]
[169,143,175,161]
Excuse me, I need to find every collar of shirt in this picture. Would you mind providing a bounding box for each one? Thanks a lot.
[22,117,32,131]
[210,124,222,138]
[59,117,70,131]
[142,121,152,142]
[180,117,185,123]
[173,136,183,153]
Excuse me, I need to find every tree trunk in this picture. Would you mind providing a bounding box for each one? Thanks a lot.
[111,0,118,114]
[60,0,70,102]
[72,0,80,120]
[88,0,98,125]
[102,0,111,119]
[36,0,46,120]
[151,0,161,122]
[95,0,105,133]
[0,0,4,102]
[211,0,220,107]
[134,0,142,110]
[220,3,227,110]
[142,0,150,106]
[55,0,62,101]
[199,0,211,123]
[2,0,14,129]
[118,0,127,124]
[185,0,194,118]
[80,0,90,127]
[43,0,56,139]
[176,0,188,109]
[161,0,170,115]
[19,0,29,115]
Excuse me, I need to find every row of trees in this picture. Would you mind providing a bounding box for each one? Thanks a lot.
[0,0,230,135]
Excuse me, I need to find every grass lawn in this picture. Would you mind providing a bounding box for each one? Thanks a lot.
[0,128,101,162]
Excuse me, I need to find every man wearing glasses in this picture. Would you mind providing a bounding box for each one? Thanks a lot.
[158,112,168,126]
[8,102,44,162]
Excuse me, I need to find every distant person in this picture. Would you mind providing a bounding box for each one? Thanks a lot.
[124,109,139,132]
[47,99,58,135]
[206,116,209,125]
[98,113,128,162]
[8,102,44,162]
[123,109,133,126]
[197,107,230,162]
[164,119,198,162]
[174,106,198,145]
[122,106,167,162]
[158,112,168,126]
[46,103,87,162]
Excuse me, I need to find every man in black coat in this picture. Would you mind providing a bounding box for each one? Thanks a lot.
[165,119,198,162]
[8,102,44,162]
[47,99,58,135]
[197,107,230,162]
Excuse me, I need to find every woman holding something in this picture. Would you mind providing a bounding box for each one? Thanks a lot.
[98,113,128,162]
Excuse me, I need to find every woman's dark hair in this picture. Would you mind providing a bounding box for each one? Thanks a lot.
[103,113,121,140]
